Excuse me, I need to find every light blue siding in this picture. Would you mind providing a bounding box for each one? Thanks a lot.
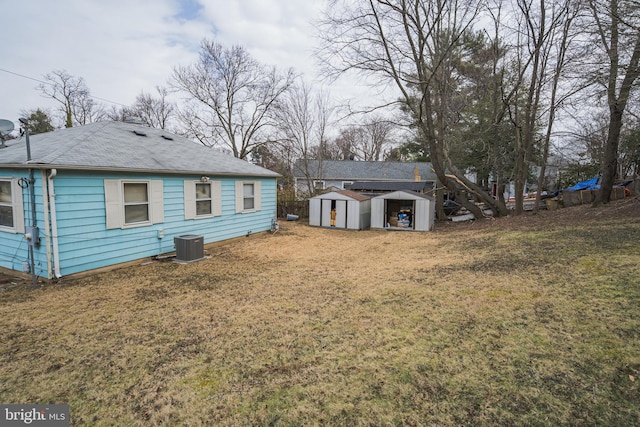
[0,169,49,277]
[1,168,277,277]
[51,171,277,276]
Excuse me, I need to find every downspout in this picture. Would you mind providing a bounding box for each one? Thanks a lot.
[41,171,52,279]
[48,169,62,279]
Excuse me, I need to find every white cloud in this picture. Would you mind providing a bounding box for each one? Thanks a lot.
[0,0,391,131]
[1,1,205,123]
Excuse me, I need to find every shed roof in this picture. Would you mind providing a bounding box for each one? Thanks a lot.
[294,159,436,182]
[0,121,279,177]
[312,189,371,201]
[372,190,435,201]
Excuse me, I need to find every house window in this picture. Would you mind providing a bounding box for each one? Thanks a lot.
[123,182,150,224]
[243,183,255,210]
[196,183,212,216]
[314,180,325,191]
[184,180,221,220]
[0,180,14,228]
[0,179,24,233]
[342,181,353,189]
[235,181,262,213]
[104,179,164,229]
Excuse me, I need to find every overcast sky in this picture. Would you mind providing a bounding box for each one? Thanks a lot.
[0,0,379,133]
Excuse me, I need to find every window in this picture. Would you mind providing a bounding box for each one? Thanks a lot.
[123,182,149,224]
[0,180,14,228]
[0,179,24,233]
[104,179,163,229]
[196,183,212,216]
[184,180,221,219]
[235,181,261,213]
[313,180,325,191]
[243,183,254,210]
[342,181,353,189]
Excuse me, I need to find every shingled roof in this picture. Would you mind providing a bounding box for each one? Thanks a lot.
[293,159,436,182]
[348,181,434,192]
[0,121,278,177]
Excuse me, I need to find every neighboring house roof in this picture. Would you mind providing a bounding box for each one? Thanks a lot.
[348,181,434,192]
[293,159,436,182]
[0,121,279,177]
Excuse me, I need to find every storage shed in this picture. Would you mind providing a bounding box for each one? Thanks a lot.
[309,190,371,230]
[371,190,435,231]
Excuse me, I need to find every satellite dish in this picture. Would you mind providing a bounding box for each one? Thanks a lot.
[0,119,15,148]
[0,119,15,135]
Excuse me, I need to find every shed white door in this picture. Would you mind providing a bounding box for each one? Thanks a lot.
[335,200,347,228]
[321,199,347,228]
[321,199,332,227]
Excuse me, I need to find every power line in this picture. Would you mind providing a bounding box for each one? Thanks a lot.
[0,67,129,108]
[0,67,46,84]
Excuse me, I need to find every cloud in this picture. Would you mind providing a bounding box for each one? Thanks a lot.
[1,0,206,123]
[0,0,388,130]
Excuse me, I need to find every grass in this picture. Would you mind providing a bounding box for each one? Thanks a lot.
[1,200,639,426]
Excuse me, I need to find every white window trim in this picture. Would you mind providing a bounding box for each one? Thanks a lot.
[235,180,261,213]
[313,180,325,191]
[0,178,25,234]
[123,182,151,226]
[184,180,222,220]
[104,179,164,229]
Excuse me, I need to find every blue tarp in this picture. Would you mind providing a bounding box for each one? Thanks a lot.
[564,177,599,192]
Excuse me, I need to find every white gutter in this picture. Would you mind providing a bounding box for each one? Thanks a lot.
[48,169,62,279]
[41,171,52,279]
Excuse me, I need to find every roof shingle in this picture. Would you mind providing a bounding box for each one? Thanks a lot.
[0,121,278,177]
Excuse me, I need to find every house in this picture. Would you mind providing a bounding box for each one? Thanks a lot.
[370,190,435,232]
[293,159,436,196]
[309,189,371,230]
[0,121,279,279]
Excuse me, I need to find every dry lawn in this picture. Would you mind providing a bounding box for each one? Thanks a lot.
[1,198,640,426]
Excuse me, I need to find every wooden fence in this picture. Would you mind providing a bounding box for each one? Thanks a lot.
[277,200,309,219]
[562,186,626,207]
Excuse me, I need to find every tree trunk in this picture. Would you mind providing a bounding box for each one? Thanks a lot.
[435,182,446,220]
[595,108,624,205]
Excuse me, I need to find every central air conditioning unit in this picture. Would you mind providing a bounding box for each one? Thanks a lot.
[174,234,204,262]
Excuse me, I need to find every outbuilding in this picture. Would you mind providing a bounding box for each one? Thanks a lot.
[371,190,435,231]
[309,190,371,230]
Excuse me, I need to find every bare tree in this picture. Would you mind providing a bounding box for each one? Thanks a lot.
[336,117,396,161]
[104,105,132,122]
[533,1,581,211]
[129,86,175,129]
[72,90,106,125]
[362,116,395,160]
[273,80,335,196]
[588,0,640,204]
[38,70,96,128]
[334,126,363,160]
[171,39,296,159]
[508,0,579,214]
